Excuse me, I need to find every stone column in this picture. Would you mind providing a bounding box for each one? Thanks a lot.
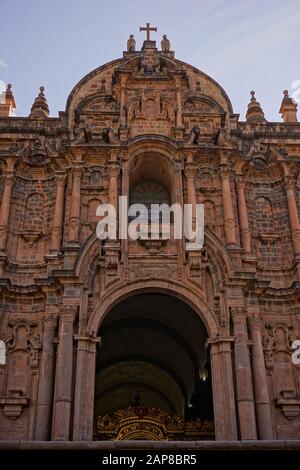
[236,175,251,253]
[108,159,120,213]
[67,163,83,244]
[209,337,237,440]
[184,158,197,207]
[107,156,120,240]
[73,336,100,440]
[34,311,58,440]
[174,76,183,128]
[120,154,129,265]
[231,307,257,439]
[120,75,127,127]
[248,314,273,440]
[52,305,77,441]
[284,176,300,256]
[174,157,184,262]
[51,173,66,252]
[184,154,197,229]
[220,164,237,247]
[0,161,15,253]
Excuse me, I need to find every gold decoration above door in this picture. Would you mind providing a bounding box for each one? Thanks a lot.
[96,406,214,441]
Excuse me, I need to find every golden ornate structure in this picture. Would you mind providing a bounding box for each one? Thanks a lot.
[96,406,214,441]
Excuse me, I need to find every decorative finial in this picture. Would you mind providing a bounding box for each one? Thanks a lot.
[246,90,266,123]
[29,85,49,119]
[0,83,16,116]
[279,89,298,123]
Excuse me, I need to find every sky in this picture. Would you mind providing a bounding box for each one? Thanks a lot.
[0,0,299,121]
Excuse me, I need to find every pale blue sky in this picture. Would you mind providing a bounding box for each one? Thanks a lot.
[0,0,299,121]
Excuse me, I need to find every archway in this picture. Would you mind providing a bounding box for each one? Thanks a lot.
[93,292,214,441]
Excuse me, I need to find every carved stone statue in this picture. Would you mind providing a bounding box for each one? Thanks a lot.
[161,34,171,52]
[187,126,200,145]
[127,34,136,52]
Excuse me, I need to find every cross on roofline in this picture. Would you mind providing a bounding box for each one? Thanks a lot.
[139,22,157,41]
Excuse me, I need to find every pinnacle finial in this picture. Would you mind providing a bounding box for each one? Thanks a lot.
[0,83,16,116]
[280,89,298,122]
[246,90,266,123]
[29,85,49,119]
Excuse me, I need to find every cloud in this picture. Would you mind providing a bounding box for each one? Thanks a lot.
[0,59,8,71]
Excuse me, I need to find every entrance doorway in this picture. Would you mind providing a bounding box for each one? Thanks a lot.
[94,293,214,440]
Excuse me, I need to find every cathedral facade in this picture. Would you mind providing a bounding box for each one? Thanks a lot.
[0,29,300,443]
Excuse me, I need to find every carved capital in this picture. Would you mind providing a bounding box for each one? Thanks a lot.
[55,172,67,186]
[2,171,14,187]
[247,314,262,332]
[231,306,247,323]
[220,164,231,179]
[107,162,120,179]
[43,312,58,330]
[60,305,78,323]
[184,162,196,179]
[235,174,245,189]
[284,175,296,191]
[72,163,84,178]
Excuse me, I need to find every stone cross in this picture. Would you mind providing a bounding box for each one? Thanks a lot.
[139,22,157,41]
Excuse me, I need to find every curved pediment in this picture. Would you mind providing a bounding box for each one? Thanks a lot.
[183,95,226,115]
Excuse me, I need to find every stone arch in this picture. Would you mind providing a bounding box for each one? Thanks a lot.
[87,279,219,339]
[204,227,234,284]
[75,232,100,288]
[128,139,179,205]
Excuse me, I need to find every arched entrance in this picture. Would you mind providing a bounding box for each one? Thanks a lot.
[73,280,237,441]
[93,292,214,441]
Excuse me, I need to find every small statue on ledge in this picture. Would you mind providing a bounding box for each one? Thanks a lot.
[161,34,171,52]
[127,34,136,52]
